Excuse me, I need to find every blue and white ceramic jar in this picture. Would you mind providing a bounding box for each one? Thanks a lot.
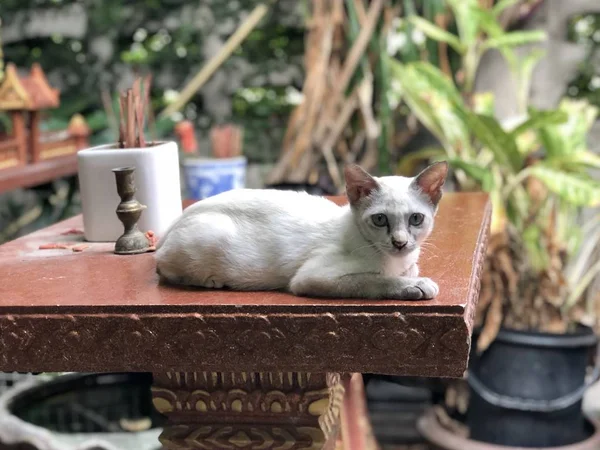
[182,156,247,200]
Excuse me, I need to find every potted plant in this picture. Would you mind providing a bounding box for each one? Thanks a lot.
[78,77,182,242]
[389,1,600,447]
[179,122,247,200]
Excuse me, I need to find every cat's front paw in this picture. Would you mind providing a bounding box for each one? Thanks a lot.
[398,277,439,300]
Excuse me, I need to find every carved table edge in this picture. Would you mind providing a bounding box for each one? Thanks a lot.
[463,199,492,351]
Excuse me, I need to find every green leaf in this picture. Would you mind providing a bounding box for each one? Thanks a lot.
[409,16,466,54]
[550,151,600,171]
[523,224,548,271]
[571,151,600,169]
[492,0,520,16]
[536,99,598,159]
[482,30,547,51]
[389,60,446,142]
[400,62,472,154]
[537,127,564,158]
[465,112,523,171]
[554,98,599,154]
[408,61,464,105]
[397,147,446,176]
[471,7,504,38]
[518,49,546,81]
[446,0,480,45]
[449,158,495,191]
[529,166,600,207]
[472,92,495,116]
[511,109,569,136]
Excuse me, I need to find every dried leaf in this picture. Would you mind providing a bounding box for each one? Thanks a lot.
[476,270,494,327]
[477,273,504,352]
[145,230,158,248]
[60,228,84,235]
[39,243,70,250]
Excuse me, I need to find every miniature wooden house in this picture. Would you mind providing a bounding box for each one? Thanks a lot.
[0,63,89,170]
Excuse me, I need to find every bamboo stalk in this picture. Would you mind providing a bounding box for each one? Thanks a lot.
[290,20,334,166]
[353,0,367,24]
[336,0,384,93]
[269,0,389,186]
[313,0,384,143]
[268,3,334,184]
[159,1,277,118]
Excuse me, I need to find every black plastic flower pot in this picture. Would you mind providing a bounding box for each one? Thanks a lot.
[467,327,598,447]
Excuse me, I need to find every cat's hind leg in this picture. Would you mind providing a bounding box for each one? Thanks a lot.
[158,272,224,288]
[155,211,233,288]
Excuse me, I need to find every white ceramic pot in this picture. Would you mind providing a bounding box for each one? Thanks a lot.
[78,141,182,242]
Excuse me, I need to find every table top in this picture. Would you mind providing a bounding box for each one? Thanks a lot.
[0,155,78,193]
[0,192,490,377]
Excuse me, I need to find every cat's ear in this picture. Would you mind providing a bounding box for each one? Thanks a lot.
[345,164,379,204]
[411,161,448,206]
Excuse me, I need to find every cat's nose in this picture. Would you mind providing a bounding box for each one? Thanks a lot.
[392,239,407,250]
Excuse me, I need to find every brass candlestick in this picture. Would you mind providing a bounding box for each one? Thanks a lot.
[113,166,149,255]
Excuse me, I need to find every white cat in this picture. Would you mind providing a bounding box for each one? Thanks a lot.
[155,162,448,299]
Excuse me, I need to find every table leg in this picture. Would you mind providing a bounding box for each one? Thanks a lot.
[152,371,345,450]
[340,373,380,450]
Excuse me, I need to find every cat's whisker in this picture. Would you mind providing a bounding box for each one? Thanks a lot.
[419,245,439,258]
[350,242,382,256]
[420,239,440,251]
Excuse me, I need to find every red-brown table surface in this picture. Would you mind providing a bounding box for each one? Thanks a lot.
[0,192,490,377]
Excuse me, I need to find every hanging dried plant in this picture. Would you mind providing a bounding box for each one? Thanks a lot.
[476,222,571,353]
[118,75,152,148]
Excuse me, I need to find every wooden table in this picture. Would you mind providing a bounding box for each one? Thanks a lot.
[0,192,490,450]
[0,154,77,193]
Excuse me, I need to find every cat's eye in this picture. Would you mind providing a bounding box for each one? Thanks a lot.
[371,213,388,227]
[409,213,424,226]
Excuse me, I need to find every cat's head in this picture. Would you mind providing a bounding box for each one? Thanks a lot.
[344,162,448,256]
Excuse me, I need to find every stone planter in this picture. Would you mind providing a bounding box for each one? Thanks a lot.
[0,373,164,450]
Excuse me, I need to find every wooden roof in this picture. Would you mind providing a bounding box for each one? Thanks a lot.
[0,63,59,111]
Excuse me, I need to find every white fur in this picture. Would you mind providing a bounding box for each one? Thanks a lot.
[155,170,443,299]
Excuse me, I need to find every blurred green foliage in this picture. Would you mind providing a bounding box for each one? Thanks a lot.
[0,0,306,244]
[1,0,305,162]
[566,13,600,108]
